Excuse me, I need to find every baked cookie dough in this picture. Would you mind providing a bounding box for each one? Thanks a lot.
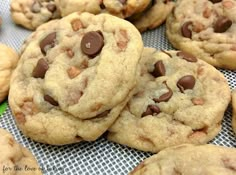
[9,12,143,145]
[0,44,19,103]
[55,0,152,19]
[0,128,42,175]
[166,0,236,70]
[130,144,236,175]
[10,0,60,30]
[131,0,175,32]
[232,90,236,134]
[107,48,231,153]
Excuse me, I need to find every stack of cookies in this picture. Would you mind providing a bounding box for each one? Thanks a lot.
[1,0,236,174]
[10,0,175,32]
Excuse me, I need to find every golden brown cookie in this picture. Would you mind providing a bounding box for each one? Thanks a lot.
[0,44,19,103]
[0,128,42,175]
[166,0,236,70]
[10,0,60,30]
[9,12,143,145]
[130,144,236,175]
[107,48,231,152]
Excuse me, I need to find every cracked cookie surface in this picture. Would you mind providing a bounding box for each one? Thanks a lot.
[232,90,236,135]
[9,12,143,145]
[166,0,236,70]
[107,48,230,152]
[55,0,151,19]
[10,0,60,30]
[0,128,42,175]
[129,144,236,175]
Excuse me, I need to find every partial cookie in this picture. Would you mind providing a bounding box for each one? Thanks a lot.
[131,0,175,32]
[107,48,230,153]
[55,0,152,19]
[0,44,19,103]
[10,0,60,30]
[232,90,236,135]
[9,12,143,145]
[130,144,236,175]
[0,128,42,175]
[166,0,236,70]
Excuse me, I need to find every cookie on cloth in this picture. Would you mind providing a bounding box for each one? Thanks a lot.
[55,0,152,19]
[0,44,19,103]
[232,90,236,135]
[166,0,236,70]
[131,0,175,32]
[107,48,230,152]
[130,144,236,175]
[10,0,60,30]
[0,128,42,175]
[8,12,143,145]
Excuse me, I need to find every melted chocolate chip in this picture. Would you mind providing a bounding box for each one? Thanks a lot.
[100,2,106,9]
[153,81,173,103]
[177,51,197,62]
[209,0,222,3]
[32,58,49,78]
[214,16,232,33]
[142,105,160,117]
[151,61,166,77]
[40,32,57,55]
[44,95,58,106]
[177,75,196,93]
[81,31,104,57]
[46,4,57,13]
[181,21,192,38]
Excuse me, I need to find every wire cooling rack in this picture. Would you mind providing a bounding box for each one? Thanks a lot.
[0,1,235,174]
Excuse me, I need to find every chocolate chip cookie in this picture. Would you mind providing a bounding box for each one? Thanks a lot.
[9,12,143,145]
[0,44,19,103]
[232,90,236,135]
[55,0,152,19]
[107,48,230,153]
[166,0,236,70]
[0,128,42,175]
[130,144,236,175]
[10,0,60,30]
[131,0,175,32]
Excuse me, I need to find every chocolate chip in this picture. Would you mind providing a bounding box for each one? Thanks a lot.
[81,31,104,57]
[32,58,49,78]
[100,2,106,9]
[209,0,222,3]
[141,105,160,117]
[181,21,192,38]
[153,81,173,103]
[177,75,196,93]
[151,61,166,77]
[40,32,57,55]
[119,0,126,4]
[46,4,57,13]
[44,95,58,106]
[214,16,232,33]
[177,51,197,62]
